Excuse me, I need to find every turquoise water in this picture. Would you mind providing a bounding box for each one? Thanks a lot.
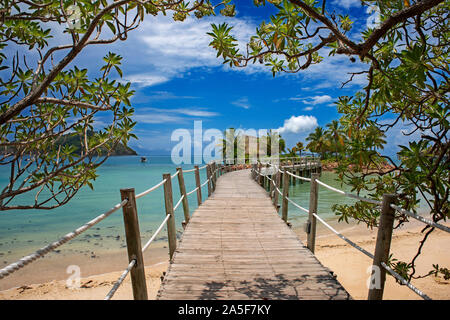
[0,156,209,264]
[0,157,427,268]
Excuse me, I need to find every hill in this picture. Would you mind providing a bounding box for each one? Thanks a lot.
[55,132,137,156]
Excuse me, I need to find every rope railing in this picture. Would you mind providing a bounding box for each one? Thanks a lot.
[173,194,185,211]
[315,179,382,206]
[104,209,174,300]
[142,215,171,254]
[251,163,436,301]
[200,177,210,188]
[311,212,374,260]
[0,161,228,300]
[286,170,312,182]
[104,259,136,300]
[0,199,128,280]
[390,204,450,234]
[186,186,199,196]
[380,262,431,300]
[171,171,179,179]
[286,196,309,214]
[135,179,167,199]
[103,163,225,300]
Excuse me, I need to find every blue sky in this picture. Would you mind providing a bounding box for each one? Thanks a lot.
[59,0,404,155]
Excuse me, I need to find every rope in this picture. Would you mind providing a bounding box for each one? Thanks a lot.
[256,163,433,300]
[198,165,207,170]
[316,179,382,206]
[0,199,128,280]
[286,170,311,182]
[171,171,179,179]
[390,204,450,234]
[186,187,199,196]
[104,259,136,300]
[312,212,375,260]
[173,194,184,211]
[200,177,210,188]
[285,196,309,214]
[135,179,166,199]
[106,213,172,300]
[182,168,196,173]
[380,262,432,300]
[274,185,282,196]
[142,214,171,253]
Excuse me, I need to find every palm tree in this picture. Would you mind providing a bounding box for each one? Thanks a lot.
[306,127,326,159]
[326,120,344,160]
[265,130,286,157]
[295,141,304,157]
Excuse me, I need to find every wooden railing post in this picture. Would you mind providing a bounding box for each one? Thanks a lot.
[206,164,212,197]
[162,174,177,261]
[194,165,202,206]
[212,162,217,191]
[307,173,320,253]
[176,168,190,227]
[292,161,296,186]
[281,170,289,223]
[258,164,264,187]
[269,172,274,200]
[273,170,280,211]
[120,188,148,300]
[368,194,397,300]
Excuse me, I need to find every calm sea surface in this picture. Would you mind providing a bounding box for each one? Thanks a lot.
[0,156,427,267]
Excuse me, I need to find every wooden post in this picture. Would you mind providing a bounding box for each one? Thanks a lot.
[281,170,289,223]
[194,165,202,206]
[258,164,263,186]
[213,163,218,188]
[176,168,190,227]
[368,194,397,300]
[273,170,280,211]
[269,173,274,200]
[307,173,319,253]
[292,161,296,186]
[120,188,148,300]
[212,162,217,191]
[162,174,177,261]
[206,164,212,197]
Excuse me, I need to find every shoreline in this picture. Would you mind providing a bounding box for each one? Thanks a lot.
[1,217,448,300]
[320,160,396,173]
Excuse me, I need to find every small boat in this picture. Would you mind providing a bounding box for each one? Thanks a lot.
[140,157,147,163]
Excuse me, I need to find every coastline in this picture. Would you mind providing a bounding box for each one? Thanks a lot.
[1,216,448,300]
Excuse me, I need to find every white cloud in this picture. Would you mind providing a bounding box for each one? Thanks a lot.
[276,115,318,134]
[151,107,219,117]
[146,91,198,100]
[133,107,219,124]
[121,14,257,85]
[124,74,169,87]
[232,97,250,109]
[133,113,185,124]
[303,95,333,105]
[332,0,362,9]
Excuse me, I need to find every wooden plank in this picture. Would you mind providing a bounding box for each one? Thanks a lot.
[157,169,350,300]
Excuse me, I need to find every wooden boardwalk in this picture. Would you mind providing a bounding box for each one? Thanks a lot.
[157,169,350,300]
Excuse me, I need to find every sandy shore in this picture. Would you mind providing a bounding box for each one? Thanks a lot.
[0,218,449,300]
[295,220,450,300]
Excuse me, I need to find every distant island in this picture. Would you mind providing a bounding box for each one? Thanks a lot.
[55,132,137,156]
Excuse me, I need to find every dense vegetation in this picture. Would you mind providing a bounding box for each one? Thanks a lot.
[0,0,235,210]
